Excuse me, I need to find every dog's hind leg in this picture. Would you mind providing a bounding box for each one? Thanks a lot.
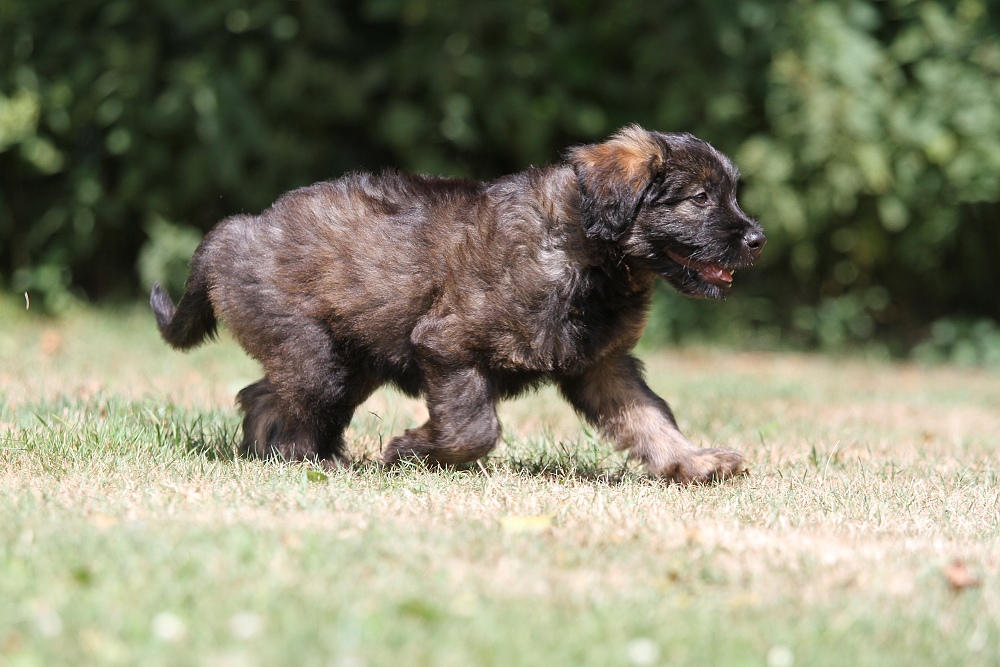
[237,367,377,465]
[382,365,500,466]
[558,353,747,484]
[237,377,325,461]
[234,318,378,465]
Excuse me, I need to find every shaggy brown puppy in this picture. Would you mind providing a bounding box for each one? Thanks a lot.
[151,126,765,483]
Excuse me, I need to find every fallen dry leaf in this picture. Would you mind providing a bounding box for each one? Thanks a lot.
[499,515,553,534]
[942,558,981,591]
[39,328,63,357]
[89,514,119,532]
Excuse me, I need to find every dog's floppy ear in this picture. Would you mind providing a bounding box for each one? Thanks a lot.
[568,125,664,242]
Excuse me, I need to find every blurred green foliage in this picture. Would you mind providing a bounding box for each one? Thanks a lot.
[1,0,998,358]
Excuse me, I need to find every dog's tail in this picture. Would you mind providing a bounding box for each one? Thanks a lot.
[150,267,218,351]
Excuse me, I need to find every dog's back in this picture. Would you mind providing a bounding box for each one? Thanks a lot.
[194,168,609,373]
[197,172,488,365]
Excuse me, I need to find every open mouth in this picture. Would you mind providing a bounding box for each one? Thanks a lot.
[665,251,734,289]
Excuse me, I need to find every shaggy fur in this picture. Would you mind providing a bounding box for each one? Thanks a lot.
[151,126,765,483]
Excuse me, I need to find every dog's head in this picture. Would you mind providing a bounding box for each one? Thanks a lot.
[569,126,765,299]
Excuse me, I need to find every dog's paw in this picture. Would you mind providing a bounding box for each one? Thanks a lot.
[381,430,425,467]
[659,447,747,485]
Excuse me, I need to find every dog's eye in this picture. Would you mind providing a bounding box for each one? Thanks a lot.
[691,192,709,205]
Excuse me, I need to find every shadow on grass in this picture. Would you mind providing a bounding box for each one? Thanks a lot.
[174,417,649,488]
[364,434,644,487]
[491,432,642,485]
[336,454,640,488]
[491,454,636,486]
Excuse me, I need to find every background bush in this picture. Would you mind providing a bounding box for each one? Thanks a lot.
[2,0,998,358]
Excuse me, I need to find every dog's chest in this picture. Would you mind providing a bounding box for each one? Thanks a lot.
[501,263,652,374]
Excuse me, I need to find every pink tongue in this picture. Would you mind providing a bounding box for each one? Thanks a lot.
[700,266,733,286]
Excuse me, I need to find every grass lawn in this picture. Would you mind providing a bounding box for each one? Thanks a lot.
[2,297,999,666]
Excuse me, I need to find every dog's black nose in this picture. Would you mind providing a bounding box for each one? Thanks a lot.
[743,230,767,253]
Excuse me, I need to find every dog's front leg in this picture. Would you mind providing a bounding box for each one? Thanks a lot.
[382,365,501,467]
[559,354,746,484]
